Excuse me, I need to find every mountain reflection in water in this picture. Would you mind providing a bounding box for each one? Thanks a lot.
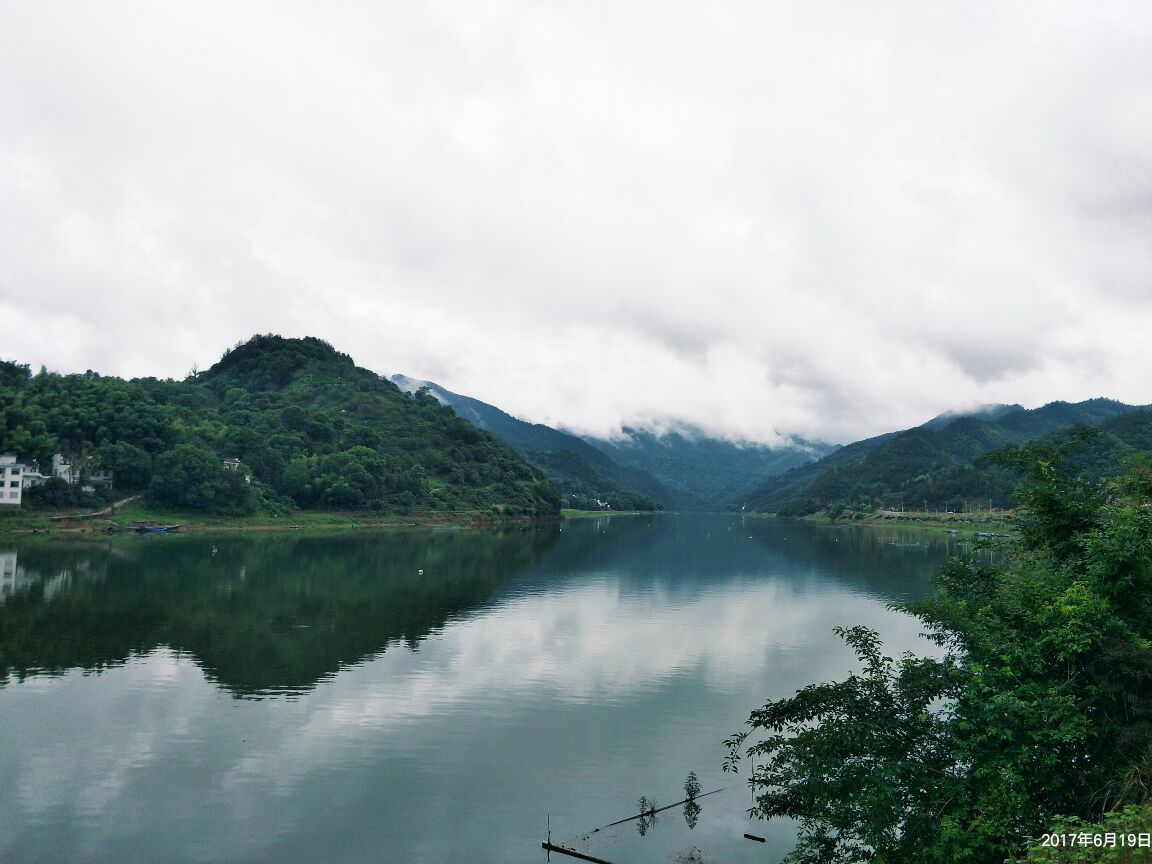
[0,515,973,864]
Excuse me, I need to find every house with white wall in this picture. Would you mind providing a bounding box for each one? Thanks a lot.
[51,453,113,489]
[222,458,251,483]
[0,454,25,509]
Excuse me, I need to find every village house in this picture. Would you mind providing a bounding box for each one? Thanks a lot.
[0,454,25,509]
[0,453,115,509]
[51,453,114,490]
[222,457,252,484]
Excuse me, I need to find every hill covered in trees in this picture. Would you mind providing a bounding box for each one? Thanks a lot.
[581,425,834,509]
[736,399,1152,517]
[391,375,835,511]
[390,375,702,511]
[0,335,559,518]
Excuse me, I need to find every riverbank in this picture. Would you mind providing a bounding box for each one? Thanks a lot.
[801,510,1014,535]
[3,503,1005,537]
[736,508,1014,536]
[560,508,661,520]
[0,501,560,537]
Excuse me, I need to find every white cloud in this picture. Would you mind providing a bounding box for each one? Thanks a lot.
[2,1,1150,442]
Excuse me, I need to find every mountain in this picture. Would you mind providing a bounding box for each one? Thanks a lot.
[738,398,1151,516]
[0,335,560,517]
[390,375,704,510]
[389,375,604,457]
[389,376,832,510]
[580,426,836,510]
[921,403,1023,430]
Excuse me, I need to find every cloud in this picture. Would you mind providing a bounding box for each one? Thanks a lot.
[2,1,1150,442]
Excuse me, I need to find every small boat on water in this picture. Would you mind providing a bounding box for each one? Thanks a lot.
[130,522,182,534]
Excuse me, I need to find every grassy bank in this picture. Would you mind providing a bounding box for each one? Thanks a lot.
[799,509,1014,534]
[560,508,662,520]
[0,501,556,537]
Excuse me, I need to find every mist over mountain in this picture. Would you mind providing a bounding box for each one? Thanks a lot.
[7,334,1147,521]
[921,403,1024,430]
[391,375,834,509]
[390,375,704,510]
[580,426,835,509]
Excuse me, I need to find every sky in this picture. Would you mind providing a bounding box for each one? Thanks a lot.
[2,1,1151,445]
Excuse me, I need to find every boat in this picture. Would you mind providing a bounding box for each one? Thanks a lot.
[130,522,182,533]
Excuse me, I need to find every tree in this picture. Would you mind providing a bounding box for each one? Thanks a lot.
[725,451,1152,864]
[96,441,153,489]
[149,444,255,513]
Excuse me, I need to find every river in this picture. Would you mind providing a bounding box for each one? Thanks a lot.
[0,514,975,863]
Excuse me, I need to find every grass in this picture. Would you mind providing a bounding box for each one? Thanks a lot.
[560,508,662,519]
[0,510,59,534]
[0,500,552,537]
[801,509,1015,535]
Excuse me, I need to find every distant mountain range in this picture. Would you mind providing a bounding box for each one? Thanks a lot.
[8,333,1148,521]
[736,398,1152,516]
[390,376,828,510]
[581,425,833,508]
[390,375,701,509]
[390,376,1152,517]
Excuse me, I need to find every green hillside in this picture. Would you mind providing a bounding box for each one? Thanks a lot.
[0,335,559,518]
[739,399,1151,516]
[389,375,688,510]
[583,425,833,509]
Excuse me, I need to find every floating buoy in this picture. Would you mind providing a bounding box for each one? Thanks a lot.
[418,569,424,575]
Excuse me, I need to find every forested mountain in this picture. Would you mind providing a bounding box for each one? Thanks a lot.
[0,335,559,517]
[391,375,705,510]
[739,398,1151,516]
[919,402,1023,429]
[582,426,834,509]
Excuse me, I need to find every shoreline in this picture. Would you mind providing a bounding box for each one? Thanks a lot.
[0,504,563,538]
[737,508,1015,535]
[2,504,1011,539]
[559,508,662,520]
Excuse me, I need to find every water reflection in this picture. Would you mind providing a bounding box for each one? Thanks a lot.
[0,548,80,603]
[0,517,981,698]
[0,516,992,864]
[0,527,558,695]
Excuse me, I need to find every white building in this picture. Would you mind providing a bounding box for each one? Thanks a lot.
[0,454,24,509]
[222,458,251,484]
[51,453,76,483]
[21,466,48,489]
[51,453,113,489]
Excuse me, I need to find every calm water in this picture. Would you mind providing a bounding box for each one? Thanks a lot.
[0,514,974,863]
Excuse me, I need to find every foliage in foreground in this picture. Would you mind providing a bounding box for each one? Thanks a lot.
[1019,804,1152,863]
[726,449,1152,863]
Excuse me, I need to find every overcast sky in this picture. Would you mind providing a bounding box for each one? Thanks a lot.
[2,2,1150,444]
